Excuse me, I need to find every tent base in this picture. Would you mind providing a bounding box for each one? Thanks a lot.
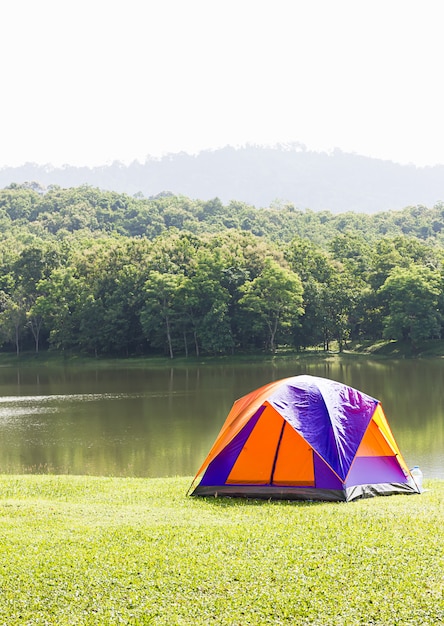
[191,484,346,501]
[345,478,420,501]
[191,479,420,502]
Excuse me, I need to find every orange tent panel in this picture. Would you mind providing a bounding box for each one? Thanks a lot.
[356,418,394,457]
[371,404,410,473]
[226,403,283,484]
[273,421,315,486]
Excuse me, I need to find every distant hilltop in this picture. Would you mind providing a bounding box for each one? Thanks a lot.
[1,144,444,214]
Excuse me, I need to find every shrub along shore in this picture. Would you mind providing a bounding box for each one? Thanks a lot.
[0,475,442,625]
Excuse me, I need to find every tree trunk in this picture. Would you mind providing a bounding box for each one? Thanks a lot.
[193,330,200,357]
[15,324,20,356]
[28,318,42,354]
[268,317,279,353]
[166,316,174,359]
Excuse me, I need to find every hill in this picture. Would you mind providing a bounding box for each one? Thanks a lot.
[2,144,444,213]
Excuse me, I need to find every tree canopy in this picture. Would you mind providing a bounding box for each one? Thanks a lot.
[1,183,444,357]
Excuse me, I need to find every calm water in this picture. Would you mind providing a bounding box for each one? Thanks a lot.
[0,357,443,479]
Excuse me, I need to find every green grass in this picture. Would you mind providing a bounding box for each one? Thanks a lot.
[0,476,442,625]
[348,338,444,358]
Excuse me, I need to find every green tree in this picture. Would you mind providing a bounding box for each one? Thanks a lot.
[286,237,332,284]
[100,265,146,357]
[239,259,304,353]
[33,268,85,352]
[11,243,62,352]
[77,241,146,356]
[378,266,442,348]
[286,237,335,349]
[141,271,184,358]
[329,232,373,279]
[369,236,437,291]
[320,270,360,352]
[0,290,26,355]
[179,250,233,356]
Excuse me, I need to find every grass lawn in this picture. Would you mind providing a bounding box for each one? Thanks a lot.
[0,475,442,625]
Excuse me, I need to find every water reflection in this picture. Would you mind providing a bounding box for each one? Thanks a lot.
[0,357,442,479]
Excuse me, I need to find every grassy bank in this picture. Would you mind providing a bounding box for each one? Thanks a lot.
[3,338,444,369]
[0,475,442,625]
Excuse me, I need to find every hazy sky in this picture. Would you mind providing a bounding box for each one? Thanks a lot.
[1,0,443,168]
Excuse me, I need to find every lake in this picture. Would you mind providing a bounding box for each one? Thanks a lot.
[0,356,443,479]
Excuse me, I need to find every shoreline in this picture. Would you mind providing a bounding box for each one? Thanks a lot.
[3,338,444,369]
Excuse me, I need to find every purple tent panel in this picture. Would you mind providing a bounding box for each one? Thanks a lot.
[345,455,407,487]
[269,375,378,479]
[313,453,344,490]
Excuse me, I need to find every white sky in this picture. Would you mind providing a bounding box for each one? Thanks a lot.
[1,0,443,168]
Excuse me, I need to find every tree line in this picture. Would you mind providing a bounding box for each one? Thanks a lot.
[1,184,444,357]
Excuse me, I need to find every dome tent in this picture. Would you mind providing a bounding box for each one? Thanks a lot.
[190,375,421,502]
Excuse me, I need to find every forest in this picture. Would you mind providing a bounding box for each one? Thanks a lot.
[1,182,444,357]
